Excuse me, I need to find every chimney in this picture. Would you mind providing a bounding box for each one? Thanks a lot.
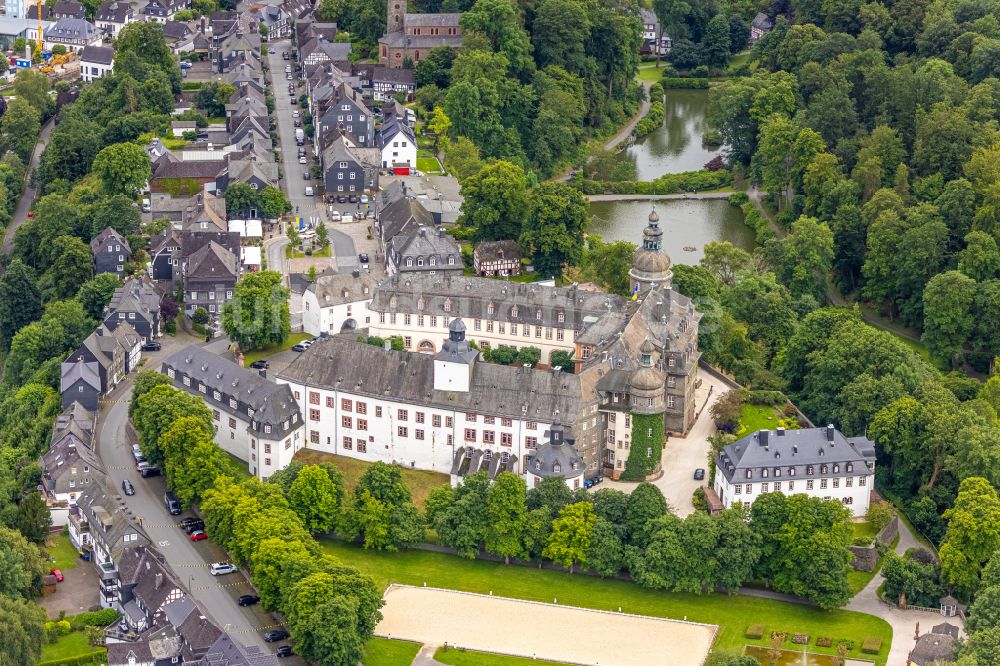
[759,430,768,447]
[826,424,835,441]
[154,572,163,590]
[776,426,785,436]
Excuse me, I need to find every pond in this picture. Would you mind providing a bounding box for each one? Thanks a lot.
[588,198,754,265]
[743,645,873,666]
[616,88,722,180]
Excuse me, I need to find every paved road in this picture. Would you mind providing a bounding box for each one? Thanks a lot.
[3,118,55,254]
[95,339,277,652]
[266,41,358,273]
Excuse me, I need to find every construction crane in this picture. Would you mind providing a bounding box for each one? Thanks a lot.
[34,0,43,60]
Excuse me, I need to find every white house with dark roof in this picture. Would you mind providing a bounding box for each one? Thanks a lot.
[40,403,102,506]
[95,0,134,37]
[302,271,377,336]
[379,118,417,173]
[79,44,115,82]
[750,12,774,44]
[387,225,462,276]
[43,16,101,51]
[714,425,877,517]
[162,346,305,478]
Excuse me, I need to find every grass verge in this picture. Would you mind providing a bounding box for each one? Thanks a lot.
[636,64,666,83]
[737,403,784,434]
[321,541,893,665]
[45,532,79,571]
[362,637,422,665]
[294,450,448,509]
[241,333,310,367]
[435,646,568,666]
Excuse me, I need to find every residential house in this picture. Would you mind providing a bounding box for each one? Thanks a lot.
[313,81,374,149]
[387,225,462,276]
[117,548,185,632]
[352,64,416,101]
[907,626,958,666]
[45,0,85,19]
[72,480,150,607]
[198,633,279,666]
[638,8,671,55]
[162,346,305,478]
[149,228,182,281]
[43,16,101,52]
[40,403,101,506]
[182,240,239,317]
[215,28,261,73]
[525,422,585,490]
[714,425,877,517]
[375,188,434,252]
[750,12,774,44]
[379,0,462,68]
[143,0,187,23]
[244,2,287,40]
[474,240,522,277]
[379,118,417,173]
[302,272,377,336]
[163,20,195,53]
[322,136,379,196]
[60,360,102,411]
[215,159,279,201]
[300,36,352,67]
[105,278,163,342]
[91,227,132,278]
[61,323,141,410]
[79,44,115,82]
[94,0,134,38]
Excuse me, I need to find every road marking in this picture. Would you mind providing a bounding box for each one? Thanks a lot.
[158,540,170,547]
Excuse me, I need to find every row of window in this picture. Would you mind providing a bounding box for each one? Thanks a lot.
[744,462,858,480]
[733,476,867,494]
[171,368,299,434]
[186,290,233,301]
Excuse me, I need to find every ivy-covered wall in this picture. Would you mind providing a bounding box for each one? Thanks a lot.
[622,412,664,481]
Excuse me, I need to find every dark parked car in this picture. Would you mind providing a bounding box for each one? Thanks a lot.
[303,172,311,180]
[283,52,290,60]
[121,479,135,496]
[693,468,705,481]
[264,630,290,642]
[181,518,205,533]
[138,464,161,478]
[336,194,347,203]
[238,594,260,607]
[249,360,269,369]
[276,646,294,658]
[294,119,302,127]
[141,342,161,352]
[348,194,358,203]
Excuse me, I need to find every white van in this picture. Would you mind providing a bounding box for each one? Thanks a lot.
[304,186,314,196]
[141,198,151,213]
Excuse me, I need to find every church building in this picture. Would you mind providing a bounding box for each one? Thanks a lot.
[378,0,463,67]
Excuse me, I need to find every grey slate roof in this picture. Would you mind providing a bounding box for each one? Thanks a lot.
[186,240,239,281]
[908,633,957,666]
[474,240,521,264]
[109,279,161,321]
[752,12,774,30]
[379,31,462,49]
[162,345,302,436]
[402,12,461,27]
[277,333,582,422]
[388,226,461,272]
[107,640,154,665]
[41,417,104,495]
[379,118,416,148]
[527,423,583,478]
[44,16,99,41]
[200,632,278,666]
[716,425,877,485]
[370,273,624,332]
[76,479,150,561]
[306,272,377,306]
[80,44,115,66]
[163,595,196,628]
[96,0,132,22]
[932,622,959,638]
[91,226,131,255]
[435,319,478,364]
[61,360,101,393]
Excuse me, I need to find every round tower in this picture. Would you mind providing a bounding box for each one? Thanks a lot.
[628,338,665,415]
[629,208,673,295]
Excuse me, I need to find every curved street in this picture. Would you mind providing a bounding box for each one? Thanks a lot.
[3,117,55,255]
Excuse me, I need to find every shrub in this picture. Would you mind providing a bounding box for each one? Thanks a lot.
[692,65,710,77]
[746,390,785,406]
[57,620,72,636]
[663,77,709,89]
[68,609,118,631]
[771,631,787,643]
[867,501,895,533]
[727,192,749,207]
[578,169,731,194]
[692,487,707,512]
[836,639,856,651]
[816,637,832,647]
[852,536,874,546]
[862,637,882,654]
[792,634,809,644]
[192,307,209,325]
[704,156,726,171]
[746,624,764,639]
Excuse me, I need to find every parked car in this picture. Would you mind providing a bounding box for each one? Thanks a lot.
[121,479,135,496]
[292,110,299,118]
[283,52,290,60]
[210,562,237,576]
[141,341,161,352]
[137,462,160,478]
[264,630,290,642]
[190,530,208,541]
[292,343,309,352]
[336,194,347,203]
[180,60,192,69]
[181,518,205,534]
[358,253,369,269]
[249,360,269,369]
[360,194,369,204]
[276,646,294,658]
[693,468,705,481]
[298,156,307,164]
[329,210,342,222]
[294,119,301,127]
[50,569,64,582]
[286,73,292,80]
[238,594,260,607]
[164,491,182,516]
[348,194,358,203]
[302,171,310,179]
[268,47,275,54]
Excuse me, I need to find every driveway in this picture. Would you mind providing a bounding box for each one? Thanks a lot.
[95,336,277,652]
[598,370,728,516]
[39,565,100,619]
[266,41,358,274]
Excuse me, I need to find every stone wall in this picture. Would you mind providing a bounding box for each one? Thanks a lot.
[849,516,900,572]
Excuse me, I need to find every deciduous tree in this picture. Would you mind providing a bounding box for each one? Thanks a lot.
[92,143,152,196]
[543,501,596,573]
[940,477,1000,596]
[222,271,291,351]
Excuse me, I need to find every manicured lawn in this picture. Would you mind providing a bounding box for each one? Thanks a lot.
[434,646,567,666]
[362,637,421,665]
[287,245,331,258]
[159,137,189,150]
[417,155,444,174]
[728,53,750,69]
[736,403,783,435]
[40,631,105,662]
[321,541,893,665]
[241,333,310,367]
[295,450,448,509]
[636,64,666,83]
[45,532,79,571]
[852,521,877,543]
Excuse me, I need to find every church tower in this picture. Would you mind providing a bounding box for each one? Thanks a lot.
[629,208,673,295]
[387,0,406,33]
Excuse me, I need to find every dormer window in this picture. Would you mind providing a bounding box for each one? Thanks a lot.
[406,258,413,267]
[833,464,840,473]
[789,467,796,476]
[417,257,424,267]
[762,468,768,478]
[390,296,397,308]
[536,308,542,320]
[448,256,455,265]
[511,305,518,317]
[430,257,436,266]
[846,463,853,472]
[487,302,494,316]
[806,465,814,475]
[417,297,425,310]
[745,469,752,479]
[553,461,561,474]
[557,311,564,323]
[443,298,451,312]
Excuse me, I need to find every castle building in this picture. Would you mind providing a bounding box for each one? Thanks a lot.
[278,208,702,483]
[378,0,462,68]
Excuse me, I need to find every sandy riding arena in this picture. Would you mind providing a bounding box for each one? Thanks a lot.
[376,584,718,666]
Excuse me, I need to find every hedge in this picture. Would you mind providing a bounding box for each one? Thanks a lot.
[740,201,776,244]
[68,608,118,631]
[746,624,765,639]
[746,390,786,406]
[577,169,731,195]
[862,637,882,654]
[621,413,664,481]
[662,77,709,89]
[38,650,107,666]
